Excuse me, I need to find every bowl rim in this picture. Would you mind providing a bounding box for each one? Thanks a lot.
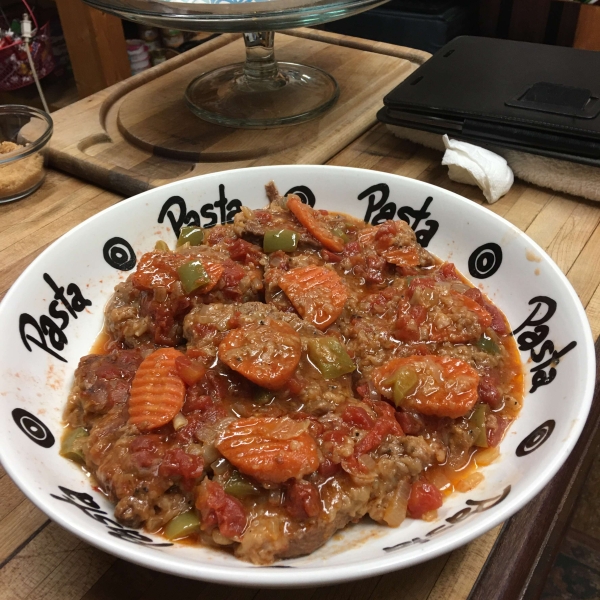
[0,105,53,165]
[0,164,595,587]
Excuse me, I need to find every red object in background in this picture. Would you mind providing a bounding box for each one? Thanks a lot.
[0,23,55,91]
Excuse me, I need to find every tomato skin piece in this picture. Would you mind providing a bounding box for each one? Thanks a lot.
[487,416,512,447]
[318,458,342,478]
[158,448,204,481]
[371,355,479,419]
[218,319,301,390]
[407,479,443,519]
[195,479,247,539]
[284,480,321,519]
[342,405,375,430]
[216,416,320,484]
[175,355,207,386]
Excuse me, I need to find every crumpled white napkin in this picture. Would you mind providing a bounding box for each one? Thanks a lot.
[442,135,514,203]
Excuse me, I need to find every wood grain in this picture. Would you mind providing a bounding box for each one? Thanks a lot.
[115,34,412,162]
[2,45,600,600]
[54,0,130,98]
[48,29,424,195]
[468,338,600,600]
[574,3,600,51]
[0,171,122,303]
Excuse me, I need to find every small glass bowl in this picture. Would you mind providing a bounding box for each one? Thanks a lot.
[0,105,53,204]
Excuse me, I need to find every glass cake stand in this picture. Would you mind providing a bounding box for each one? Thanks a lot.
[82,0,390,127]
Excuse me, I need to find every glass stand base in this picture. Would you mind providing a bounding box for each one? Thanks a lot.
[185,62,339,129]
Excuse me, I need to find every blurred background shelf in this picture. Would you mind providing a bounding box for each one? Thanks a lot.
[2,0,599,110]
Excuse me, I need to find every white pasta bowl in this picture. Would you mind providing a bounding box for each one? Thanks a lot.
[0,165,594,587]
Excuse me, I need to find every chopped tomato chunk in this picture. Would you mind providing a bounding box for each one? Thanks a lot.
[195,480,247,539]
[407,479,443,519]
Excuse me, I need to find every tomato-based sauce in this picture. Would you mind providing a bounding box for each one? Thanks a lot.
[62,182,523,564]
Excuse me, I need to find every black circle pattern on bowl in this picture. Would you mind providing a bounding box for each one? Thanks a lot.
[516,420,556,457]
[468,243,503,279]
[103,237,136,271]
[11,408,55,448]
[285,185,315,207]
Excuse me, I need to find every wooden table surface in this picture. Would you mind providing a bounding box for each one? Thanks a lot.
[2,35,600,600]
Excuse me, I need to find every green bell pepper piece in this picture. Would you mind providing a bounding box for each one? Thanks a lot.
[177,260,211,294]
[60,427,89,464]
[177,226,204,247]
[253,388,276,405]
[224,471,261,499]
[468,404,489,448]
[164,511,201,540]
[332,228,349,243]
[477,333,500,355]
[154,240,170,252]
[383,367,418,407]
[263,229,299,253]
[307,337,355,379]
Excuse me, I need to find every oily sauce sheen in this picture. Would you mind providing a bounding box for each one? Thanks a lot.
[62,183,523,564]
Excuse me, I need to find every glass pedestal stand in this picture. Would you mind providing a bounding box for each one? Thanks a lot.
[185,31,339,128]
[82,0,391,128]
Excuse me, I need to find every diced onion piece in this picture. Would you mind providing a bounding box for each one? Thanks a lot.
[476,446,500,466]
[455,472,485,493]
[212,530,235,545]
[421,510,438,522]
[172,413,188,431]
[383,478,411,527]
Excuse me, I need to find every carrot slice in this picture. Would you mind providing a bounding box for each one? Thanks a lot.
[382,246,420,268]
[287,194,345,252]
[198,258,225,294]
[218,319,301,390]
[278,265,348,330]
[371,355,479,418]
[216,416,319,483]
[128,348,186,431]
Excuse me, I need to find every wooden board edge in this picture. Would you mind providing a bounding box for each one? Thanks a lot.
[467,336,600,600]
[284,27,431,64]
[48,32,425,196]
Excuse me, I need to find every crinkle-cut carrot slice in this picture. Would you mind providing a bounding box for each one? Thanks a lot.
[278,265,348,331]
[287,194,345,252]
[128,348,186,431]
[371,355,479,419]
[218,319,301,390]
[216,416,319,483]
[382,246,420,268]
